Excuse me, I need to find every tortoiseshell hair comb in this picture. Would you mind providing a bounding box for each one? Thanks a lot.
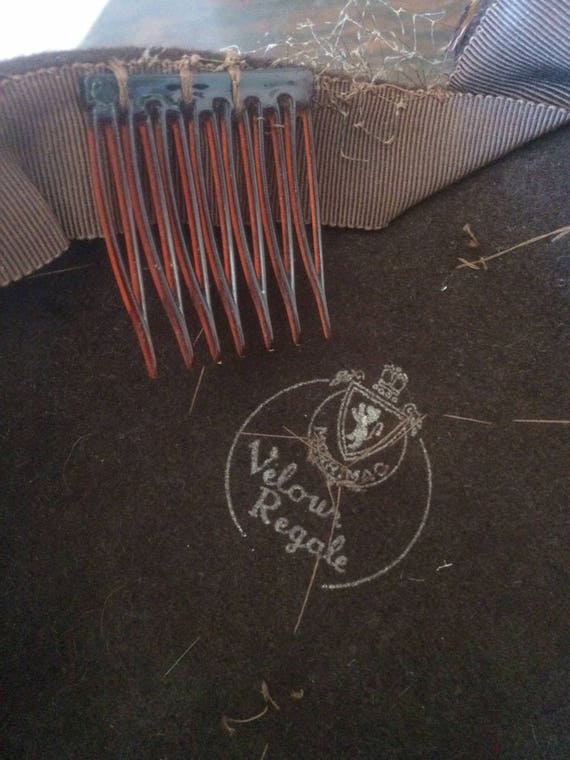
[3,1,569,373]
[82,60,330,377]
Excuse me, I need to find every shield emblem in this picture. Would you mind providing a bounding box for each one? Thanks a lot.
[336,381,417,463]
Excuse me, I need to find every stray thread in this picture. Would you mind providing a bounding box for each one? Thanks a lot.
[293,485,342,635]
[178,55,195,105]
[442,414,494,426]
[188,366,206,418]
[462,223,480,248]
[457,225,570,270]
[513,418,570,425]
[221,706,268,736]
[162,635,200,677]
[107,58,129,111]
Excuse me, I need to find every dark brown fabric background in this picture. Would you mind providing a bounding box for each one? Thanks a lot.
[1,122,568,759]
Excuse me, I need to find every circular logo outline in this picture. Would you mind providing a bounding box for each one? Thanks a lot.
[224,376,432,590]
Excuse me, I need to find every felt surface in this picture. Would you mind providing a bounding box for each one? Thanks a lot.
[1,126,569,759]
[82,0,463,77]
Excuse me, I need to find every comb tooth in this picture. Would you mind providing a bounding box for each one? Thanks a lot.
[188,108,246,356]
[202,113,237,295]
[235,108,264,283]
[138,114,181,307]
[170,113,208,289]
[83,68,329,373]
[169,111,222,362]
[280,96,332,340]
[151,117,184,306]
[217,100,274,350]
[103,118,146,310]
[266,110,295,280]
[244,102,301,344]
[132,108,195,368]
[299,108,326,284]
[121,106,203,369]
[86,110,158,377]
[152,106,222,362]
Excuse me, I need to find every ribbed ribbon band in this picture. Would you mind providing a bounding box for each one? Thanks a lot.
[450,0,570,108]
[0,147,69,283]
[1,0,569,286]
[314,79,569,230]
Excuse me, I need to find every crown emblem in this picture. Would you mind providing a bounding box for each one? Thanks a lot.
[372,364,408,403]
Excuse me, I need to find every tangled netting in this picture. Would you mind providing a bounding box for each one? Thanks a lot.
[244,0,463,86]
